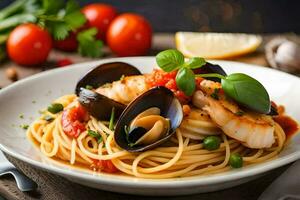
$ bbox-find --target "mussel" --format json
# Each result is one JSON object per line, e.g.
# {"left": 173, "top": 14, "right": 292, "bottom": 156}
{"left": 195, "top": 62, "right": 227, "bottom": 82}
{"left": 75, "top": 62, "right": 141, "bottom": 95}
{"left": 114, "top": 86, "right": 183, "bottom": 152}
{"left": 76, "top": 62, "right": 141, "bottom": 120}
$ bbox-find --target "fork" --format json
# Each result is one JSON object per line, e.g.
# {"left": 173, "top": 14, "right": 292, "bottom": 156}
{"left": 0, "top": 162, "right": 37, "bottom": 192}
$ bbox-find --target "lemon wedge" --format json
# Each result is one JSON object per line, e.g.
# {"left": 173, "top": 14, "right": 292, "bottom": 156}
{"left": 175, "top": 32, "right": 262, "bottom": 59}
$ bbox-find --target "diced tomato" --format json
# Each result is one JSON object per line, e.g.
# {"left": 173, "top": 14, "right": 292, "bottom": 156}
{"left": 61, "top": 104, "right": 89, "bottom": 138}
{"left": 174, "top": 90, "right": 191, "bottom": 104}
{"left": 165, "top": 79, "right": 177, "bottom": 91}
{"left": 146, "top": 69, "right": 192, "bottom": 104}
{"left": 93, "top": 159, "right": 119, "bottom": 173}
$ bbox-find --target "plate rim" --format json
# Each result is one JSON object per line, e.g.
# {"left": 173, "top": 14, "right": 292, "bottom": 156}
{"left": 1, "top": 56, "right": 300, "bottom": 188}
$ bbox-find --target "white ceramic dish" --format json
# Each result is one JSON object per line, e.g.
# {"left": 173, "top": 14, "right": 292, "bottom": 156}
{"left": 0, "top": 57, "right": 299, "bottom": 196}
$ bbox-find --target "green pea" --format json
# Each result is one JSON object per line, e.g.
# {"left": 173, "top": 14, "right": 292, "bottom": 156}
{"left": 203, "top": 136, "right": 221, "bottom": 150}
{"left": 47, "top": 103, "right": 64, "bottom": 114}
{"left": 229, "top": 153, "right": 243, "bottom": 168}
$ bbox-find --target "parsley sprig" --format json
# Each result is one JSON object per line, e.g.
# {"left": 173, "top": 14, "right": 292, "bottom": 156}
{"left": 156, "top": 49, "right": 271, "bottom": 114}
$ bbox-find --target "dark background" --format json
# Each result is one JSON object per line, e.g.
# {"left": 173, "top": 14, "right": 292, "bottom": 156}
{"left": 1, "top": 0, "right": 299, "bottom": 33}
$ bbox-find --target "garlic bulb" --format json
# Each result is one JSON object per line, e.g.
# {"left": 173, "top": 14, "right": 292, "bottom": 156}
{"left": 265, "top": 38, "right": 300, "bottom": 73}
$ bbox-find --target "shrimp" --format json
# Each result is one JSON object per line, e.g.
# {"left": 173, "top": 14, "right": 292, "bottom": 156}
{"left": 193, "top": 80, "right": 275, "bottom": 148}
{"left": 96, "top": 75, "right": 149, "bottom": 105}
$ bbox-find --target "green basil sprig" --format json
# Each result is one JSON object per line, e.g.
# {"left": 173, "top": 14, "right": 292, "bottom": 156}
{"left": 156, "top": 49, "right": 271, "bottom": 114}
{"left": 156, "top": 49, "right": 206, "bottom": 96}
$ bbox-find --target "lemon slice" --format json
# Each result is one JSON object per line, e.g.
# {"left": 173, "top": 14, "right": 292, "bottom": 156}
{"left": 175, "top": 32, "right": 262, "bottom": 59}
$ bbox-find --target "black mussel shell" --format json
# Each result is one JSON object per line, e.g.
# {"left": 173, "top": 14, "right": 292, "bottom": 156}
{"left": 194, "top": 62, "right": 227, "bottom": 82}
{"left": 268, "top": 105, "right": 278, "bottom": 116}
{"left": 114, "top": 86, "right": 183, "bottom": 152}
{"left": 78, "top": 88, "right": 126, "bottom": 120}
{"left": 75, "top": 62, "right": 141, "bottom": 95}
{"left": 127, "top": 127, "right": 148, "bottom": 144}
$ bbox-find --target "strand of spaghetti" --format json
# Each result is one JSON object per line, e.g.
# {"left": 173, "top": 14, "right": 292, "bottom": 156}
{"left": 79, "top": 131, "right": 130, "bottom": 160}
{"left": 183, "top": 138, "right": 189, "bottom": 147}
{"left": 40, "top": 120, "right": 58, "bottom": 157}
{"left": 183, "top": 134, "right": 230, "bottom": 176}
{"left": 181, "top": 131, "right": 205, "bottom": 140}
{"left": 70, "top": 139, "right": 77, "bottom": 164}
{"left": 57, "top": 116, "right": 73, "bottom": 149}
{"left": 243, "top": 149, "right": 264, "bottom": 162}
{"left": 132, "top": 129, "right": 183, "bottom": 175}
{"left": 90, "top": 117, "right": 108, "bottom": 142}
{"left": 29, "top": 120, "right": 46, "bottom": 143}
{"left": 83, "top": 136, "right": 98, "bottom": 153}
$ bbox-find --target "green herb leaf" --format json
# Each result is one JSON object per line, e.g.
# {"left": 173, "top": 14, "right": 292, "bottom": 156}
{"left": 42, "top": 0, "right": 64, "bottom": 15}
{"left": 20, "top": 124, "right": 29, "bottom": 130}
{"left": 47, "top": 103, "right": 64, "bottom": 114}
{"left": 221, "top": 73, "right": 271, "bottom": 114}
{"left": 64, "top": 10, "right": 86, "bottom": 30}
{"left": 156, "top": 49, "right": 185, "bottom": 72}
{"left": 88, "top": 130, "right": 103, "bottom": 144}
{"left": 109, "top": 107, "right": 115, "bottom": 131}
{"left": 176, "top": 67, "right": 195, "bottom": 96}
{"left": 47, "top": 21, "right": 70, "bottom": 40}
{"left": 77, "top": 28, "right": 103, "bottom": 58}
{"left": 63, "top": 0, "right": 86, "bottom": 31}
{"left": 85, "top": 85, "right": 93, "bottom": 90}
{"left": 44, "top": 115, "right": 54, "bottom": 122}
{"left": 184, "top": 57, "right": 206, "bottom": 69}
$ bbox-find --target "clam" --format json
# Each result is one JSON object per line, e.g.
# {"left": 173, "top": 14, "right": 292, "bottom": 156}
{"left": 76, "top": 62, "right": 141, "bottom": 120}
{"left": 114, "top": 87, "right": 183, "bottom": 152}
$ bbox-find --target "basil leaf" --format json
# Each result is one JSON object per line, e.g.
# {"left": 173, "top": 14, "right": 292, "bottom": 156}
{"left": 176, "top": 67, "right": 195, "bottom": 96}
{"left": 185, "top": 57, "right": 206, "bottom": 69}
{"left": 222, "top": 73, "right": 271, "bottom": 113}
{"left": 156, "top": 49, "right": 184, "bottom": 72}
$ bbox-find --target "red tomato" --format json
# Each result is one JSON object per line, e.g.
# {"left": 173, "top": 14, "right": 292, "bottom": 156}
{"left": 62, "top": 105, "right": 89, "bottom": 138}
{"left": 56, "top": 58, "right": 73, "bottom": 67}
{"left": 107, "top": 13, "right": 152, "bottom": 56}
{"left": 54, "top": 32, "right": 78, "bottom": 52}
{"left": 82, "top": 3, "right": 117, "bottom": 40}
{"left": 94, "top": 160, "right": 119, "bottom": 173}
{"left": 7, "top": 23, "right": 52, "bottom": 66}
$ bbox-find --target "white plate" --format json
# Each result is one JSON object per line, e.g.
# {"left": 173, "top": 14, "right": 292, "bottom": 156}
{"left": 0, "top": 57, "right": 299, "bottom": 196}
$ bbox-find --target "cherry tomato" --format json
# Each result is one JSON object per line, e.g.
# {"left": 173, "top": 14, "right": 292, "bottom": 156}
{"left": 62, "top": 105, "right": 89, "bottom": 138}
{"left": 54, "top": 32, "right": 78, "bottom": 52}
{"left": 82, "top": 3, "right": 117, "bottom": 40}
{"left": 7, "top": 23, "right": 52, "bottom": 66}
{"left": 107, "top": 13, "right": 152, "bottom": 56}
{"left": 94, "top": 160, "right": 119, "bottom": 173}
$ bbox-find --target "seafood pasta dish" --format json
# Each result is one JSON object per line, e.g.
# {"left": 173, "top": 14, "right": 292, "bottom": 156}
{"left": 27, "top": 49, "right": 299, "bottom": 178}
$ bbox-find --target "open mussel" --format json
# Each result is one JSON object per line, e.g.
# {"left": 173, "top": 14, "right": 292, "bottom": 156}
{"left": 75, "top": 62, "right": 141, "bottom": 95}
{"left": 76, "top": 62, "right": 141, "bottom": 120}
{"left": 114, "top": 86, "right": 183, "bottom": 152}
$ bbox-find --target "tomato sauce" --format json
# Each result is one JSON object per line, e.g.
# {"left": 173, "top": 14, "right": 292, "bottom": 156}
{"left": 274, "top": 115, "right": 299, "bottom": 138}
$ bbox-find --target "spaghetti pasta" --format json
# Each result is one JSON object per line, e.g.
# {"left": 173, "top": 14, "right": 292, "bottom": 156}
{"left": 27, "top": 94, "right": 288, "bottom": 179}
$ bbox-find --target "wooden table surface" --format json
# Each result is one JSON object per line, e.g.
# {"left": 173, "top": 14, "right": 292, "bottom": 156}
{"left": 0, "top": 33, "right": 297, "bottom": 200}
